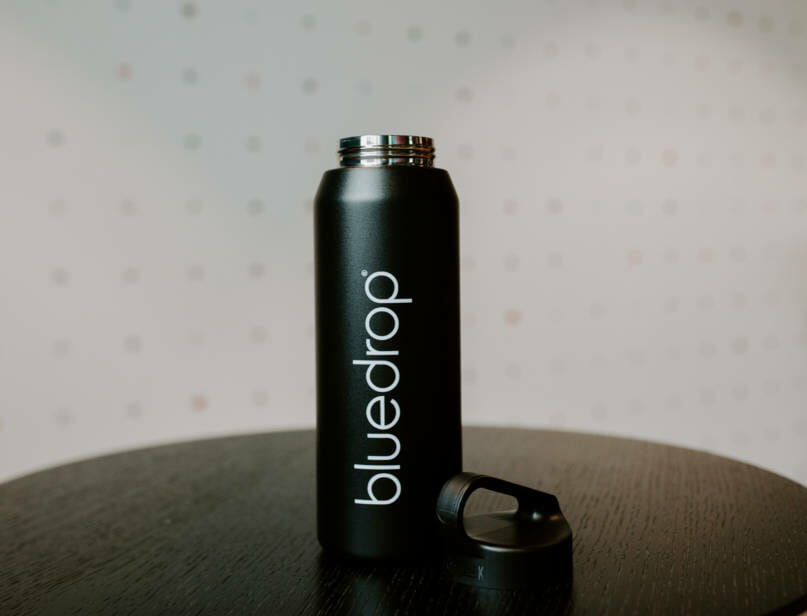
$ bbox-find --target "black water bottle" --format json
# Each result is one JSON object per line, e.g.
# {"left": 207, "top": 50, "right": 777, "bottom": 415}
{"left": 314, "top": 135, "right": 462, "bottom": 559}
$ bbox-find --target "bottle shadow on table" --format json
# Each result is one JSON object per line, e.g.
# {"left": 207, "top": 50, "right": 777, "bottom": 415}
{"left": 313, "top": 552, "right": 573, "bottom": 616}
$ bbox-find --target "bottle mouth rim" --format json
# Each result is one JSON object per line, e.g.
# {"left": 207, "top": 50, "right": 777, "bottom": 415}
{"left": 338, "top": 135, "right": 435, "bottom": 167}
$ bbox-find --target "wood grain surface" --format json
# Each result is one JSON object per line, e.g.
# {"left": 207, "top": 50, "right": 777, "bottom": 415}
{"left": 1, "top": 427, "right": 806, "bottom": 615}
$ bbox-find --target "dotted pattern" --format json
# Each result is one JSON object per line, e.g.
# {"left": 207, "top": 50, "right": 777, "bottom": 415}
{"left": 0, "top": 0, "right": 805, "bottom": 486}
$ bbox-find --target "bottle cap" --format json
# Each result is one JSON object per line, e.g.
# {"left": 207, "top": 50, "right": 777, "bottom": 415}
{"left": 436, "top": 472, "right": 573, "bottom": 589}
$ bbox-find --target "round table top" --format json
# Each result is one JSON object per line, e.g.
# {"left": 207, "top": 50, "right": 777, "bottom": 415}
{"left": 1, "top": 427, "right": 806, "bottom": 615}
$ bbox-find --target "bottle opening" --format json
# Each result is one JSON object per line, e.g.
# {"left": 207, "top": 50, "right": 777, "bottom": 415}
{"left": 338, "top": 135, "right": 434, "bottom": 168}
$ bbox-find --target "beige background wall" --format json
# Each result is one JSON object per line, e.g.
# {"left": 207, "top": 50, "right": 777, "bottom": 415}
{"left": 1, "top": 0, "right": 805, "bottom": 485}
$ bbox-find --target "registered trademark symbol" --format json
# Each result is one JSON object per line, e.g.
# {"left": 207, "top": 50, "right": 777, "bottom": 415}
{"left": 361, "top": 269, "right": 368, "bottom": 277}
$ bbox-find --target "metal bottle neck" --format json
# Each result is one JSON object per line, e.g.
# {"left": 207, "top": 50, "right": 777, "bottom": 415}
{"left": 338, "top": 135, "right": 435, "bottom": 168}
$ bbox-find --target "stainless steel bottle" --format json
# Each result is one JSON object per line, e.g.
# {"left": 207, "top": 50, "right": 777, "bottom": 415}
{"left": 314, "top": 135, "right": 462, "bottom": 559}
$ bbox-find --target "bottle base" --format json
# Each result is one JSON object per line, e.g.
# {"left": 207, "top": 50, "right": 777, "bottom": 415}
{"left": 317, "top": 536, "right": 431, "bottom": 564}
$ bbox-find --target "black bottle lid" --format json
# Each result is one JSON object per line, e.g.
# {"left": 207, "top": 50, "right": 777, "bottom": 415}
{"left": 436, "top": 472, "right": 573, "bottom": 589}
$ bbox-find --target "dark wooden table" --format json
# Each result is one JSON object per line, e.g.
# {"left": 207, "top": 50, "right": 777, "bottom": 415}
{"left": 1, "top": 428, "right": 806, "bottom": 615}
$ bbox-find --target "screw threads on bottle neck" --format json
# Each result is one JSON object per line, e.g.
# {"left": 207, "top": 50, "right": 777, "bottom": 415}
{"left": 338, "top": 135, "right": 435, "bottom": 168}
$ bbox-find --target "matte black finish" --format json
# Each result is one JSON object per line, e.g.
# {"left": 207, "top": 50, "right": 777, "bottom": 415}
{"left": 437, "top": 473, "right": 573, "bottom": 589}
{"left": 314, "top": 165, "right": 462, "bottom": 559}
{"left": 2, "top": 428, "right": 807, "bottom": 615}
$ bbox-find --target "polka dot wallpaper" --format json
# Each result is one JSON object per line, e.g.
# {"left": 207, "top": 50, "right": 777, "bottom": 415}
{"left": 0, "top": 0, "right": 805, "bottom": 485}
